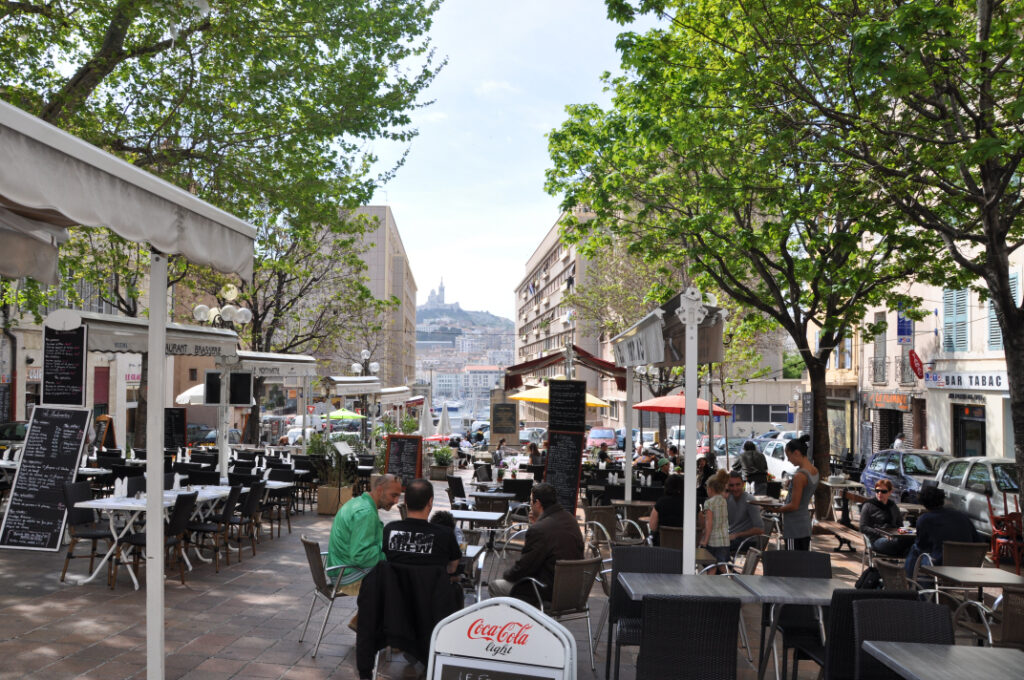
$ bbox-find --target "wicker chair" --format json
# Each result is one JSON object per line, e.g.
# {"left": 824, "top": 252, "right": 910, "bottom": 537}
{"left": 789, "top": 588, "right": 918, "bottom": 680}
{"left": 513, "top": 556, "right": 603, "bottom": 671}
{"left": 636, "top": 595, "right": 742, "bottom": 679}
{"left": 759, "top": 550, "right": 832, "bottom": 680}
{"left": 941, "top": 540, "right": 989, "bottom": 567}
{"left": 583, "top": 505, "right": 645, "bottom": 554}
{"left": 112, "top": 491, "right": 197, "bottom": 588}
{"left": 657, "top": 525, "right": 683, "bottom": 549}
{"left": 186, "top": 485, "right": 243, "bottom": 573}
{"left": 446, "top": 475, "right": 472, "bottom": 509}
{"left": 227, "top": 480, "right": 265, "bottom": 559}
{"left": 852, "top": 599, "right": 954, "bottom": 680}
{"left": 606, "top": 546, "right": 683, "bottom": 680}
{"left": 60, "top": 481, "right": 116, "bottom": 582}
{"left": 954, "top": 586, "right": 1024, "bottom": 649}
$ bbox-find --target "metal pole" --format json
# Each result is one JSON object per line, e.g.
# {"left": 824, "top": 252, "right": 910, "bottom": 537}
{"left": 678, "top": 287, "right": 707, "bottom": 575}
{"left": 624, "top": 367, "right": 633, "bottom": 502}
{"left": 145, "top": 252, "right": 168, "bottom": 679}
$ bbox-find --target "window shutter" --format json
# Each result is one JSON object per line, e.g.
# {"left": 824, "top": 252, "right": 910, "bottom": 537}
{"left": 990, "top": 273, "right": 1020, "bottom": 351}
{"left": 944, "top": 288, "right": 969, "bottom": 352}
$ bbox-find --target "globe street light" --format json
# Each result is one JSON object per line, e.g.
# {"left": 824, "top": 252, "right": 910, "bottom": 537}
{"left": 351, "top": 352, "right": 380, "bottom": 446}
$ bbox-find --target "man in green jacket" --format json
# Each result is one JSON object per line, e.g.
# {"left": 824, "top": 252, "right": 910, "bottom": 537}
{"left": 327, "top": 473, "right": 403, "bottom": 596}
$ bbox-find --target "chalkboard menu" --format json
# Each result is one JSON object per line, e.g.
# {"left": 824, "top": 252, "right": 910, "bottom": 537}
{"left": 229, "top": 372, "right": 252, "bottom": 406}
{"left": 547, "top": 380, "right": 586, "bottom": 432}
{"left": 164, "top": 407, "right": 187, "bottom": 448}
{"left": 544, "top": 430, "right": 584, "bottom": 513}
{"left": 385, "top": 434, "right": 423, "bottom": 485}
{"left": 42, "top": 325, "right": 87, "bottom": 406}
{"left": 0, "top": 383, "right": 10, "bottom": 422}
{"left": 491, "top": 402, "right": 518, "bottom": 439}
{"left": 0, "top": 406, "right": 89, "bottom": 551}
{"left": 95, "top": 415, "right": 115, "bottom": 448}
{"left": 204, "top": 371, "right": 221, "bottom": 404}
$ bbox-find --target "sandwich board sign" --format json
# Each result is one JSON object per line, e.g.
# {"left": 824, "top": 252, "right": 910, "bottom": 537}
{"left": 427, "top": 597, "right": 575, "bottom": 680}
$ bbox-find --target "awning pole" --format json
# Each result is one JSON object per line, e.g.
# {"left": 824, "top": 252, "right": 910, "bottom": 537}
{"left": 624, "top": 368, "right": 633, "bottom": 502}
{"left": 145, "top": 252, "right": 167, "bottom": 680}
{"left": 678, "top": 287, "right": 707, "bottom": 575}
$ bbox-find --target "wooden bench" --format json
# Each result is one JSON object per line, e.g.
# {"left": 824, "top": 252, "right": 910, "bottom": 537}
{"left": 844, "top": 489, "right": 871, "bottom": 529}
{"left": 813, "top": 519, "right": 858, "bottom": 552}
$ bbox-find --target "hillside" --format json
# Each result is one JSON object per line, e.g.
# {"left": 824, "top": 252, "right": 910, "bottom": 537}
{"left": 416, "top": 305, "right": 513, "bottom": 329}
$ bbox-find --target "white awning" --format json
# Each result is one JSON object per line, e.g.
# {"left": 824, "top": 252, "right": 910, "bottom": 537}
{"left": 0, "top": 99, "right": 255, "bottom": 283}
{"left": 45, "top": 309, "right": 238, "bottom": 357}
{"left": 232, "top": 350, "right": 318, "bottom": 379}
{"left": 380, "top": 386, "right": 412, "bottom": 406}
{"left": 326, "top": 375, "right": 382, "bottom": 397}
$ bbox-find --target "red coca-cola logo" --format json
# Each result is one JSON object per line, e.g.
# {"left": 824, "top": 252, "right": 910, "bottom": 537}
{"left": 466, "top": 618, "right": 532, "bottom": 645}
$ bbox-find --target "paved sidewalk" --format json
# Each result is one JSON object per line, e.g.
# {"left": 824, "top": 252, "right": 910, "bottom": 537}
{"left": 0, "top": 476, "right": 869, "bottom": 680}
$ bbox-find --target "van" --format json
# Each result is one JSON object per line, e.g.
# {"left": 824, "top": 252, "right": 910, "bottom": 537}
{"left": 668, "top": 425, "right": 686, "bottom": 450}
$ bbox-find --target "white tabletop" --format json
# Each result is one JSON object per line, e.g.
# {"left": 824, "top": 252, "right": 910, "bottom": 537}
{"left": 451, "top": 510, "right": 505, "bottom": 522}
{"left": 76, "top": 485, "right": 231, "bottom": 511}
{"left": 863, "top": 641, "right": 1024, "bottom": 680}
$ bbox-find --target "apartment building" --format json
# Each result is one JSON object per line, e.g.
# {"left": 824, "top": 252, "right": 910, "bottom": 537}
{"left": 353, "top": 205, "right": 417, "bottom": 388}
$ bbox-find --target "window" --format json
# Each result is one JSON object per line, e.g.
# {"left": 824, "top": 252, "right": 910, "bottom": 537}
{"left": 753, "top": 404, "right": 771, "bottom": 422}
{"left": 834, "top": 336, "right": 852, "bottom": 370}
{"left": 873, "top": 312, "right": 887, "bottom": 360}
{"left": 941, "top": 461, "right": 970, "bottom": 487}
{"left": 966, "top": 463, "right": 993, "bottom": 493}
{"left": 943, "top": 288, "right": 969, "bottom": 352}
{"left": 188, "top": 368, "right": 198, "bottom": 381}
{"left": 993, "top": 463, "right": 1021, "bottom": 493}
{"left": 770, "top": 405, "right": 789, "bottom": 422}
{"left": 734, "top": 404, "right": 752, "bottom": 421}
{"left": 988, "top": 273, "right": 1020, "bottom": 351}
{"left": 869, "top": 453, "right": 889, "bottom": 472}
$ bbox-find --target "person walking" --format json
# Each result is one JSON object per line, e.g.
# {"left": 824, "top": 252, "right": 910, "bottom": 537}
{"left": 776, "top": 435, "right": 818, "bottom": 550}
{"left": 733, "top": 440, "right": 769, "bottom": 494}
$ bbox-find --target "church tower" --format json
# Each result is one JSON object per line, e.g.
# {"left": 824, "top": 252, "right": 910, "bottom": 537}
{"left": 437, "top": 278, "right": 445, "bottom": 305}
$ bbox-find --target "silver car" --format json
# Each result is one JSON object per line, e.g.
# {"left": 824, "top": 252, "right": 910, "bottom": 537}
{"left": 935, "top": 456, "right": 1020, "bottom": 536}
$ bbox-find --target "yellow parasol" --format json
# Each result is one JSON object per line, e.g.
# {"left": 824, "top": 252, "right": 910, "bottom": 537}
{"left": 508, "top": 384, "right": 610, "bottom": 408}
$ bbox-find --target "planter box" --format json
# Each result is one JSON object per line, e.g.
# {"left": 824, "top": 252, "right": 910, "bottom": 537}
{"left": 317, "top": 485, "right": 353, "bottom": 516}
{"left": 429, "top": 464, "right": 450, "bottom": 481}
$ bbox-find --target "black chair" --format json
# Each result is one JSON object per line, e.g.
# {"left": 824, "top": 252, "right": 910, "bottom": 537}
{"left": 760, "top": 550, "right": 833, "bottom": 680}
{"left": 446, "top": 475, "right": 472, "bottom": 509}
{"left": 227, "top": 472, "right": 259, "bottom": 487}
{"left": 111, "top": 464, "right": 143, "bottom": 479}
{"left": 235, "top": 450, "right": 257, "bottom": 462}
{"left": 113, "top": 491, "right": 198, "bottom": 588}
{"left": 60, "top": 481, "right": 116, "bottom": 582}
{"left": 189, "top": 452, "right": 218, "bottom": 466}
{"left": 636, "top": 595, "right": 742, "bottom": 679}
{"left": 263, "top": 468, "right": 294, "bottom": 538}
{"left": 163, "top": 472, "right": 177, "bottom": 490}
{"left": 187, "top": 485, "right": 242, "bottom": 573}
{"left": 607, "top": 546, "right": 683, "bottom": 680}
{"left": 789, "top": 588, "right": 918, "bottom": 680}
{"left": 126, "top": 476, "right": 145, "bottom": 497}
{"left": 189, "top": 470, "right": 222, "bottom": 486}
{"left": 852, "top": 599, "right": 955, "bottom": 680}
{"left": 473, "top": 464, "right": 492, "bottom": 482}
{"left": 95, "top": 455, "right": 125, "bottom": 469}
{"left": 766, "top": 481, "right": 782, "bottom": 499}
{"left": 228, "top": 480, "right": 264, "bottom": 559}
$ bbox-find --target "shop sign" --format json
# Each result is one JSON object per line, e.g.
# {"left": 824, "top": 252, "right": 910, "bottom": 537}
{"left": 865, "top": 391, "right": 912, "bottom": 412}
{"left": 27, "top": 367, "right": 42, "bottom": 382}
{"left": 947, "top": 392, "right": 986, "bottom": 403}
{"left": 926, "top": 370, "right": 1007, "bottom": 392}
{"left": 897, "top": 310, "right": 913, "bottom": 345}
{"left": 124, "top": 361, "right": 142, "bottom": 385}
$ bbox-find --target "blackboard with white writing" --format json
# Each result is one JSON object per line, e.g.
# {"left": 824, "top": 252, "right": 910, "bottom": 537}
{"left": 164, "top": 407, "right": 187, "bottom": 449}
{"left": 544, "top": 430, "right": 584, "bottom": 514}
{"left": 386, "top": 435, "right": 423, "bottom": 486}
{"left": 0, "top": 406, "right": 89, "bottom": 551}
{"left": 42, "top": 325, "right": 87, "bottom": 406}
{"left": 0, "top": 383, "right": 10, "bottom": 423}
{"left": 95, "top": 415, "right": 115, "bottom": 449}
{"left": 547, "top": 380, "right": 586, "bottom": 432}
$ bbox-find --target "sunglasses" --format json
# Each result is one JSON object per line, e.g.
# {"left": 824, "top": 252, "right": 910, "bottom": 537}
{"left": 875, "top": 488, "right": 890, "bottom": 493}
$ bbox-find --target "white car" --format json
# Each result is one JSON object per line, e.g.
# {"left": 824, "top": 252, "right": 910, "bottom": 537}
{"left": 761, "top": 440, "right": 797, "bottom": 482}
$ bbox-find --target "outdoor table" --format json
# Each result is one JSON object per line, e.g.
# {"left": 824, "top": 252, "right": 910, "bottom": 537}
{"left": 748, "top": 496, "right": 784, "bottom": 509}
{"left": 469, "top": 491, "right": 516, "bottom": 501}
{"left": 863, "top": 641, "right": 1024, "bottom": 680}
{"left": 878, "top": 526, "right": 915, "bottom": 539}
{"left": 819, "top": 479, "right": 864, "bottom": 526}
{"left": 611, "top": 499, "right": 656, "bottom": 508}
{"left": 77, "top": 467, "right": 112, "bottom": 476}
{"left": 918, "top": 565, "right": 1024, "bottom": 601}
{"left": 450, "top": 509, "right": 504, "bottom": 524}
{"left": 74, "top": 485, "right": 231, "bottom": 589}
{"left": 618, "top": 571, "right": 759, "bottom": 602}
{"left": 470, "top": 481, "right": 501, "bottom": 491}
{"left": 731, "top": 574, "right": 849, "bottom": 680}
{"left": 898, "top": 502, "right": 926, "bottom": 516}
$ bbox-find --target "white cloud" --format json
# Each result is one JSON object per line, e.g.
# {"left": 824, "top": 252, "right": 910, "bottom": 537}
{"left": 417, "top": 110, "right": 449, "bottom": 123}
{"left": 474, "top": 80, "right": 522, "bottom": 97}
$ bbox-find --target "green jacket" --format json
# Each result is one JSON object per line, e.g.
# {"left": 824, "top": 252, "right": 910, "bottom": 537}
{"left": 327, "top": 492, "right": 385, "bottom": 584}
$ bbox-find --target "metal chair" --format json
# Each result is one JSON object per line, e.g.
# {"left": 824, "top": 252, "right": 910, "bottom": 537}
{"left": 188, "top": 470, "right": 222, "bottom": 486}
{"left": 852, "top": 598, "right": 954, "bottom": 680}
{"left": 658, "top": 525, "right": 683, "bottom": 549}
{"left": 636, "top": 595, "right": 742, "bottom": 679}
{"left": 987, "top": 495, "right": 1023, "bottom": 574}
{"left": 186, "top": 485, "right": 242, "bottom": 573}
{"left": 759, "top": 550, "right": 832, "bottom": 680}
{"left": 227, "top": 480, "right": 264, "bottom": 559}
{"left": 113, "top": 491, "right": 197, "bottom": 588}
{"left": 954, "top": 586, "right": 1024, "bottom": 649}
{"left": 941, "top": 539, "right": 989, "bottom": 567}
{"left": 512, "top": 556, "right": 603, "bottom": 671}
{"left": 299, "top": 536, "right": 360, "bottom": 658}
{"left": 446, "top": 474, "right": 472, "bottom": 509}
{"left": 583, "top": 505, "right": 645, "bottom": 555}
{"left": 263, "top": 468, "right": 295, "bottom": 537}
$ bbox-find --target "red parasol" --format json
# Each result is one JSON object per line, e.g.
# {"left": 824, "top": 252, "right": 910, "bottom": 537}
{"left": 633, "top": 394, "right": 731, "bottom": 417}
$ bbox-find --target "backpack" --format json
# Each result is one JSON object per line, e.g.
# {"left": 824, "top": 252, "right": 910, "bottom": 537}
{"left": 855, "top": 565, "right": 883, "bottom": 590}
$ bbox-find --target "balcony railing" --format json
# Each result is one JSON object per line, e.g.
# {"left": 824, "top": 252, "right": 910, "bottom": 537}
{"left": 896, "top": 356, "right": 917, "bottom": 385}
{"left": 871, "top": 357, "right": 887, "bottom": 384}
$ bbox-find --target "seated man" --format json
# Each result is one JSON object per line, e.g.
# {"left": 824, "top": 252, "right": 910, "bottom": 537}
{"left": 328, "top": 473, "right": 403, "bottom": 595}
{"left": 488, "top": 482, "right": 583, "bottom": 604}
{"left": 725, "top": 471, "right": 765, "bottom": 552}
{"left": 652, "top": 457, "right": 672, "bottom": 485}
{"left": 383, "top": 478, "right": 461, "bottom": 575}
{"left": 904, "top": 485, "right": 978, "bottom": 577}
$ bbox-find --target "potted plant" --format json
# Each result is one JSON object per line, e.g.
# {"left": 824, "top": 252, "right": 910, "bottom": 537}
{"left": 429, "top": 446, "right": 454, "bottom": 481}
{"left": 310, "top": 432, "right": 356, "bottom": 515}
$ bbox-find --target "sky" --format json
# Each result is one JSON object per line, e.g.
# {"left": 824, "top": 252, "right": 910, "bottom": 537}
{"left": 368, "top": 0, "right": 657, "bottom": 321}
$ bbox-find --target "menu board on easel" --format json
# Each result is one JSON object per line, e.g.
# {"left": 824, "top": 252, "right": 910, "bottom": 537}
{"left": 546, "top": 380, "right": 587, "bottom": 513}
{"left": 94, "top": 414, "right": 116, "bottom": 449}
{"left": 164, "top": 407, "right": 187, "bottom": 449}
{"left": 42, "top": 325, "right": 87, "bottom": 407}
{"left": 385, "top": 434, "right": 423, "bottom": 485}
{"left": 0, "top": 406, "right": 89, "bottom": 551}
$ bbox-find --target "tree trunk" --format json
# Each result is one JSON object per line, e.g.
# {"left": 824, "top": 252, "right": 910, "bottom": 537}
{"left": 806, "top": 360, "right": 831, "bottom": 519}
{"left": 1001, "top": 320, "right": 1024, "bottom": 494}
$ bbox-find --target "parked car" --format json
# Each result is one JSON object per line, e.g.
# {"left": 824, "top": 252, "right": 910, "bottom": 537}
{"left": 196, "top": 428, "right": 241, "bottom": 446}
{"left": 0, "top": 421, "right": 28, "bottom": 453}
{"left": 762, "top": 439, "right": 797, "bottom": 481}
{"left": 518, "top": 427, "right": 547, "bottom": 447}
{"left": 185, "top": 423, "right": 215, "bottom": 445}
{"left": 860, "top": 448, "right": 951, "bottom": 504}
{"left": 668, "top": 425, "right": 686, "bottom": 451}
{"left": 712, "top": 437, "right": 745, "bottom": 459}
{"left": 936, "top": 456, "right": 1021, "bottom": 536}
{"left": 586, "top": 427, "right": 617, "bottom": 450}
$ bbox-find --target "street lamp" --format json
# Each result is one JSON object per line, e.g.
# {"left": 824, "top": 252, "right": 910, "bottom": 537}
{"left": 351, "top": 350, "right": 380, "bottom": 447}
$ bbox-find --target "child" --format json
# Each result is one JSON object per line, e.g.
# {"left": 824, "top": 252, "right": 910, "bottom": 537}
{"left": 429, "top": 509, "right": 466, "bottom": 547}
{"left": 700, "top": 469, "right": 731, "bottom": 573}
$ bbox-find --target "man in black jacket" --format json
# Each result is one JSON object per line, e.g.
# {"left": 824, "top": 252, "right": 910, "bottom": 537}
{"left": 904, "top": 485, "right": 978, "bottom": 577}
{"left": 488, "top": 482, "right": 583, "bottom": 603}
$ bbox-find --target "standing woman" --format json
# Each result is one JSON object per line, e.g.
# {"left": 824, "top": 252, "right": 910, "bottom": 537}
{"left": 776, "top": 435, "right": 819, "bottom": 550}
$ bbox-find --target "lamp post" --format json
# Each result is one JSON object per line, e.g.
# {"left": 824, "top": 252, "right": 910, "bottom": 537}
{"left": 351, "top": 349, "right": 380, "bottom": 449}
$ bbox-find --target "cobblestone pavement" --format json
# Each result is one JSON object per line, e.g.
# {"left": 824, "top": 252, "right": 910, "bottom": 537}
{"left": 0, "top": 472, "right": 875, "bottom": 680}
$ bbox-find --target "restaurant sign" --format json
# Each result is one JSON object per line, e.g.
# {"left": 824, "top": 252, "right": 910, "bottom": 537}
{"left": 865, "top": 391, "right": 912, "bottom": 412}
{"left": 428, "top": 597, "right": 575, "bottom": 680}
{"left": 924, "top": 370, "right": 1008, "bottom": 392}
